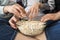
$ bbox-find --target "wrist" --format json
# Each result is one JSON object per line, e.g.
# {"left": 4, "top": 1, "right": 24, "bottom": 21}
{"left": 38, "top": 2, "right": 44, "bottom": 8}
{"left": 3, "top": 6, "right": 8, "bottom": 14}
{"left": 56, "top": 12, "right": 60, "bottom": 19}
{"left": 55, "top": 12, "right": 60, "bottom": 20}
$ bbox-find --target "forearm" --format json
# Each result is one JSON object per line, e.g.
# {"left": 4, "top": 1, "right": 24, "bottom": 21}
{"left": 56, "top": 11, "right": 60, "bottom": 19}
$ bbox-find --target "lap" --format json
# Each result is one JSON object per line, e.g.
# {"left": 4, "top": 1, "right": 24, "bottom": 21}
{"left": 45, "top": 21, "right": 60, "bottom": 40}
{"left": 9, "top": 20, "right": 60, "bottom": 40}
{"left": 0, "top": 19, "right": 17, "bottom": 40}
{"left": 1, "top": 18, "right": 60, "bottom": 40}
{"left": 15, "top": 32, "right": 37, "bottom": 40}
{"left": 35, "top": 31, "right": 46, "bottom": 40}
{"left": 0, "top": 18, "right": 46, "bottom": 40}
{"left": 0, "top": 18, "right": 38, "bottom": 40}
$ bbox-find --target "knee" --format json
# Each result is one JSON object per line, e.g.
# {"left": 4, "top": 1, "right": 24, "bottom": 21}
{"left": 14, "top": 32, "right": 37, "bottom": 40}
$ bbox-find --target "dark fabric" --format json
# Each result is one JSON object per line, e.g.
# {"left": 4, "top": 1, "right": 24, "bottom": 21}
{"left": 16, "top": 0, "right": 24, "bottom": 7}
{"left": 43, "top": 0, "right": 60, "bottom": 13}
{"left": 42, "top": 0, "right": 52, "bottom": 14}
{"left": 54, "top": 0, "right": 60, "bottom": 12}
{"left": 0, "top": 18, "right": 17, "bottom": 40}
{"left": 45, "top": 21, "right": 60, "bottom": 40}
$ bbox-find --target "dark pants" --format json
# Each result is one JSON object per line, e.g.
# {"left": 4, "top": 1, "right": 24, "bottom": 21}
{"left": 0, "top": 18, "right": 17, "bottom": 40}
{"left": 45, "top": 20, "right": 60, "bottom": 40}
{"left": 0, "top": 18, "right": 60, "bottom": 40}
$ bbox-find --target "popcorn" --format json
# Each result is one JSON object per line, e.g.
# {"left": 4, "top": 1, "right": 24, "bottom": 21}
{"left": 16, "top": 21, "right": 46, "bottom": 36}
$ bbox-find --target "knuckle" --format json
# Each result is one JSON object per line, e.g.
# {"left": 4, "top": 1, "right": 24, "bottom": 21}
{"left": 13, "top": 5, "right": 17, "bottom": 7}
{"left": 9, "top": 20, "right": 11, "bottom": 23}
{"left": 15, "top": 4, "right": 19, "bottom": 6}
{"left": 12, "top": 5, "right": 15, "bottom": 7}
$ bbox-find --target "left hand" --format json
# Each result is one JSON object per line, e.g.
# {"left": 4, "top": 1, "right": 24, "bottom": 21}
{"left": 9, "top": 16, "right": 19, "bottom": 29}
{"left": 28, "top": 3, "right": 42, "bottom": 20}
{"left": 40, "top": 13, "right": 59, "bottom": 22}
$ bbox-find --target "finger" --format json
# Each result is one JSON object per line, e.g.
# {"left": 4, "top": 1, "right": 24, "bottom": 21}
{"left": 13, "top": 16, "right": 19, "bottom": 22}
{"left": 20, "top": 12, "right": 27, "bottom": 18}
{"left": 43, "top": 18, "right": 50, "bottom": 22}
{"left": 15, "top": 4, "right": 24, "bottom": 11}
{"left": 30, "top": 8, "right": 34, "bottom": 18}
{"left": 29, "top": 9, "right": 33, "bottom": 20}
{"left": 41, "top": 17, "right": 50, "bottom": 22}
{"left": 33, "top": 8, "right": 38, "bottom": 17}
{"left": 9, "top": 16, "right": 18, "bottom": 29}
{"left": 14, "top": 6, "right": 26, "bottom": 17}
{"left": 32, "top": 8, "right": 36, "bottom": 17}
{"left": 9, "top": 19, "right": 17, "bottom": 29}
{"left": 12, "top": 9, "right": 22, "bottom": 18}
{"left": 31, "top": 7, "right": 38, "bottom": 18}
{"left": 14, "top": 4, "right": 27, "bottom": 17}
{"left": 40, "top": 17, "right": 45, "bottom": 22}
{"left": 7, "top": 7, "right": 16, "bottom": 14}
{"left": 36, "top": 7, "right": 39, "bottom": 14}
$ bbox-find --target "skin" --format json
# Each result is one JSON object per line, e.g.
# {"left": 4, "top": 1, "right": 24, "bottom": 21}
{"left": 3, "top": 4, "right": 27, "bottom": 29}
{"left": 4, "top": 4, "right": 27, "bottom": 18}
{"left": 28, "top": 2, "right": 43, "bottom": 20}
{"left": 14, "top": 32, "right": 37, "bottom": 40}
{"left": 3, "top": 1, "right": 60, "bottom": 40}
{"left": 40, "top": 13, "right": 60, "bottom": 22}
{"left": 3, "top": 3, "right": 38, "bottom": 40}
{"left": 28, "top": 2, "right": 60, "bottom": 22}
{"left": 4, "top": 2, "right": 60, "bottom": 30}
{"left": 9, "top": 15, "right": 19, "bottom": 29}
{"left": 3, "top": 2, "right": 43, "bottom": 29}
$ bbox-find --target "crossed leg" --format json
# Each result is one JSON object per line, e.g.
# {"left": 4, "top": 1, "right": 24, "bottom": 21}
{"left": 35, "top": 31, "right": 46, "bottom": 40}
{"left": 14, "top": 31, "right": 46, "bottom": 40}
{"left": 14, "top": 32, "right": 37, "bottom": 40}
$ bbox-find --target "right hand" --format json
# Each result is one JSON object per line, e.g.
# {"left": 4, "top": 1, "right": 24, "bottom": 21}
{"left": 4, "top": 4, "right": 26, "bottom": 18}
{"left": 28, "top": 3, "right": 43, "bottom": 20}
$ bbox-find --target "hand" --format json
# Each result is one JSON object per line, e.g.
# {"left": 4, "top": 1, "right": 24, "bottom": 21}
{"left": 9, "top": 16, "right": 19, "bottom": 29}
{"left": 28, "top": 3, "right": 43, "bottom": 20}
{"left": 4, "top": 4, "right": 26, "bottom": 18}
{"left": 40, "top": 13, "right": 59, "bottom": 22}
